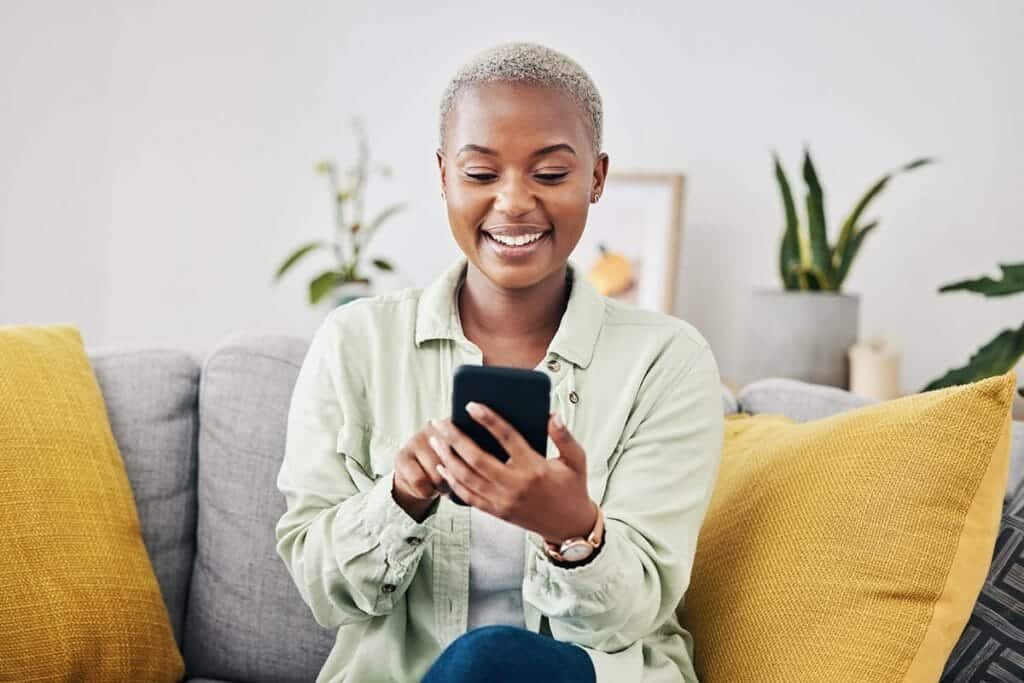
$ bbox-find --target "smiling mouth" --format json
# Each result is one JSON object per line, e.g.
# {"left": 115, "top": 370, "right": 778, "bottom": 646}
{"left": 480, "top": 229, "right": 553, "bottom": 257}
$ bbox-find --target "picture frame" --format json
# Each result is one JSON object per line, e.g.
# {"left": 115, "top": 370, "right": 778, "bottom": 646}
{"left": 572, "top": 170, "right": 686, "bottom": 314}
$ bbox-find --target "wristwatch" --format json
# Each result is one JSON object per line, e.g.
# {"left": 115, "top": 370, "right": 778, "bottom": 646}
{"left": 544, "top": 502, "right": 604, "bottom": 563}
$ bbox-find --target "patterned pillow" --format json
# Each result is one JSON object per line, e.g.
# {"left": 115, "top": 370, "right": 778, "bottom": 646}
{"left": 942, "top": 484, "right": 1024, "bottom": 680}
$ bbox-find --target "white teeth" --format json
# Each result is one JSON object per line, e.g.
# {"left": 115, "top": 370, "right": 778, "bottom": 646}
{"left": 488, "top": 231, "right": 545, "bottom": 246}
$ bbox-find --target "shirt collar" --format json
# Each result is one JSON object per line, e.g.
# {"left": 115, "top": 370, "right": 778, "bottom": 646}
{"left": 414, "top": 255, "right": 606, "bottom": 369}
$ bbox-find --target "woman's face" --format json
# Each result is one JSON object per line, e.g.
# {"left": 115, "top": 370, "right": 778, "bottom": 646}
{"left": 437, "top": 81, "right": 609, "bottom": 291}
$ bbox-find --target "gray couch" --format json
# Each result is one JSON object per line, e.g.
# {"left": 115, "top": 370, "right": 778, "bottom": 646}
{"left": 85, "top": 334, "right": 1024, "bottom": 682}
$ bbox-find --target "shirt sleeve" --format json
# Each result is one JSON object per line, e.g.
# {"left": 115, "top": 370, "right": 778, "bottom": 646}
{"left": 522, "top": 339, "right": 725, "bottom": 652}
{"left": 274, "top": 312, "right": 440, "bottom": 629}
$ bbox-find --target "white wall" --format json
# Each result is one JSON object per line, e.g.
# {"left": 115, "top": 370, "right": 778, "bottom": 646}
{"left": 2, "top": 0, "right": 1022, "bottom": 395}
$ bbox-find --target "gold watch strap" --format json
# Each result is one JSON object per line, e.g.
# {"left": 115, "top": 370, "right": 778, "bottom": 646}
{"left": 544, "top": 502, "right": 604, "bottom": 561}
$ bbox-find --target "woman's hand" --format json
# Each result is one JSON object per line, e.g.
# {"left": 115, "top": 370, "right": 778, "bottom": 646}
{"left": 392, "top": 421, "right": 453, "bottom": 522}
{"left": 428, "top": 403, "right": 598, "bottom": 545}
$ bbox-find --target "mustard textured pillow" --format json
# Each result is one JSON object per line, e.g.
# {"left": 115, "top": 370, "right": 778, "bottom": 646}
{"left": 678, "top": 370, "right": 1016, "bottom": 683}
{"left": 0, "top": 324, "right": 185, "bottom": 682}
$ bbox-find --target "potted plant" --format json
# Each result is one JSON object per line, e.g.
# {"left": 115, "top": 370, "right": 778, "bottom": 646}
{"left": 923, "top": 262, "right": 1024, "bottom": 410}
{"left": 740, "top": 147, "right": 933, "bottom": 388}
{"left": 273, "top": 116, "right": 408, "bottom": 308}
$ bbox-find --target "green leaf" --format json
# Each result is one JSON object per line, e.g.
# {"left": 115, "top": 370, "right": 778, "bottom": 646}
{"left": 801, "top": 148, "right": 834, "bottom": 289}
{"left": 833, "top": 157, "right": 934, "bottom": 282}
{"left": 360, "top": 201, "right": 409, "bottom": 246}
{"left": 789, "top": 263, "right": 827, "bottom": 291}
{"left": 900, "top": 157, "right": 936, "bottom": 172}
{"left": 922, "top": 321, "right": 1024, "bottom": 392}
{"left": 274, "top": 241, "right": 327, "bottom": 281}
{"left": 938, "top": 262, "right": 1024, "bottom": 297}
{"left": 833, "top": 220, "right": 879, "bottom": 289}
{"left": 309, "top": 270, "right": 342, "bottom": 305}
{"left": 773, "top": 151, "right": 801, "bottom": 290}
{"left": 371, "top": 258, "right": 394, "bottom": 271}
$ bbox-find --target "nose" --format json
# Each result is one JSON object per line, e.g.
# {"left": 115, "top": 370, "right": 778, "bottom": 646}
{"left": 494, "top": 174, "right": 537, "bottom": 217}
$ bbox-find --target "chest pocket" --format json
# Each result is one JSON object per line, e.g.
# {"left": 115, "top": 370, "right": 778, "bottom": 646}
{"left": 335, "top": 422, "right": 404, "bottom": 492}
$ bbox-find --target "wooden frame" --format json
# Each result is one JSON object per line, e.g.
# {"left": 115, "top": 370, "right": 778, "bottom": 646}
{"left": 573, "top": 171, "right": 686, "bottom": 314}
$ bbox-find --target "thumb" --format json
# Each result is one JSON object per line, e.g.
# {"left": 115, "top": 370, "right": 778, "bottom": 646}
{"left": 548, "top": 412, "right": 586, "bottom": 471}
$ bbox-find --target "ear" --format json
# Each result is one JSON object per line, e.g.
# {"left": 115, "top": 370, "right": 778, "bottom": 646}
{"left": 436, "top": 148, "right": 447, "bottom": 193}
{"left": 592, "top": 151, "right": 609, "bottom": 197}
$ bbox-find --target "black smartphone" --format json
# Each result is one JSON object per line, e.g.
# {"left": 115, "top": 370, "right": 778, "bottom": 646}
{"left": 447, "top": 364, "right": 552, "bottom": 507}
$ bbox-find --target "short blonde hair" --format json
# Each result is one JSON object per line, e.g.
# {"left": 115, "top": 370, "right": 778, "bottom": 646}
{"left": 438, "top": 41, "right": 603, "bottom": 157}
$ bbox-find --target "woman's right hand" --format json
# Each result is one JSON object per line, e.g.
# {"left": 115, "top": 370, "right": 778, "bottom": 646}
{"left": 391, "top": 421, "right": 452, "bottom": 522}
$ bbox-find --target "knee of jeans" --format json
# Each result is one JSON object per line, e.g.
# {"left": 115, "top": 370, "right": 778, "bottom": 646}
{"left": 445, "top": 624, "right": 530, "bottom": 661}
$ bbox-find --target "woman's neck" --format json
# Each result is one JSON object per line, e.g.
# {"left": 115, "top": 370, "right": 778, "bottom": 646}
{"left": 458, "top": 263, "right": 571, "bottom": 360}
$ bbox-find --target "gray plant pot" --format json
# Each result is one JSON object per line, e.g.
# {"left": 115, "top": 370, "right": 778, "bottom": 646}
{"left": 740, "top": 289, "right": 861, "bottom": 389}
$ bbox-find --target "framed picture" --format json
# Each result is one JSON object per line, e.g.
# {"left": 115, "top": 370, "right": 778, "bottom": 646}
{"left": 572, "top": 171, "right": 686, "bottom": 314}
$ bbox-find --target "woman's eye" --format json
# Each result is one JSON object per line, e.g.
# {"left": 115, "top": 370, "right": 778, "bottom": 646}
{"left": 464, "top": 172, "right": 568, "bottom": 182}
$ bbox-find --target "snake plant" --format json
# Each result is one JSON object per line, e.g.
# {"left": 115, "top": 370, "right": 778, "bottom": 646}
{"left": 923, "top": 263, "right": 1024, "bottom": 397}
{"left": 273, "top": 116, "right": 408, "bottom": 306}
{"left": 773, "top": 148, "right": 934, "bottom": 292}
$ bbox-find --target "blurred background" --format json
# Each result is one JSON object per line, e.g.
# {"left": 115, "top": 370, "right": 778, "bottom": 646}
{"left": 2, "top": 0, "right": 1022, "bottom": 397}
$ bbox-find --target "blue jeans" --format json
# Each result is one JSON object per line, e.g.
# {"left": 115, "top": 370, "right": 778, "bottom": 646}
{"left": 421, "top": 625, "right": 596, "bottom": 683}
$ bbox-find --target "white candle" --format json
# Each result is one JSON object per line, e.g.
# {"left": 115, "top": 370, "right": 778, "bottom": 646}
{"left": 848, "top": 338, "right": 902, "bottom": 401}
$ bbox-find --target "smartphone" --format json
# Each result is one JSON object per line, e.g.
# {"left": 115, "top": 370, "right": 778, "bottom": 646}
{"left": 447, "top": 364, "right": 552, "bottom": 506}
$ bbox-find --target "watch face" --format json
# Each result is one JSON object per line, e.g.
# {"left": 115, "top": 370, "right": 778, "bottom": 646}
{"left": 561, "top": 542, "right": 591, "bottom": 562}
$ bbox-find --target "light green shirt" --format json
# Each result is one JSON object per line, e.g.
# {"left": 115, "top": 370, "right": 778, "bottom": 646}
{"left": 274, "top": 255, "right": 725, "bottom": 683}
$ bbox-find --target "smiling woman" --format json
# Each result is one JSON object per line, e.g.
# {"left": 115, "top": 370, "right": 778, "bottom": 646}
{"left": 274, "top": 41, "right": 725, "bottom": 683}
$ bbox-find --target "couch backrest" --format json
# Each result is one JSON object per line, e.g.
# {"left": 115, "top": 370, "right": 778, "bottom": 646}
{"left": 87, "top": 347, "right": 200, "bottom": 652}
{"left": 182, "top": 333, "right": 336, "bottom": 683}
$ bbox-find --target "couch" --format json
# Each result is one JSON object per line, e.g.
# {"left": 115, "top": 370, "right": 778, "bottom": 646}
{"left": 85, "top": 333, "right": 1024, "bottom": 681}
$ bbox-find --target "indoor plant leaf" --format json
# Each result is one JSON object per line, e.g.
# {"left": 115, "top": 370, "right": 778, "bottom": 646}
{"left": 773, "top": 151, "right": 801, "bottom": 290}
{"left": 833, "top": 220, "right": 879, "bottom": 287}
{"left": 922, "top": 322, "right": 1024, "bottom": 392}
{"left": 801, "top": 148, "right": 835, "bottom": 289}
{"left": 309, "top": 270, "right": 343, "bottom": 305}
{"left": 938, "top": 262, "right": 1024, "bottom": 297}
{"left": 360, "top": 201, "right": 409, "bottom": 248}
{"left": 832, "top": 157, "right": 934, "bottom": 283}
{"left": 274, "top": 241, "right": 328, "bottom": 281}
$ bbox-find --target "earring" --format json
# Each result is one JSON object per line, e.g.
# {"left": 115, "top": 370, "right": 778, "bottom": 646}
{"left": 591, "top": 192, "right": 599, "bottom": 202}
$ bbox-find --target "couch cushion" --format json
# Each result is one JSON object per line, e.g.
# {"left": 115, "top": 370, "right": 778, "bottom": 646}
{"left": 739, "top": 377, "right": 1024, "bottom": 501}
{"left": 679, "top": 371, "right": 1016, "bottom": 682}
{"left": 0, "top": 325, "right": 185, "bottom": 681}
{"left": 183, "top": 333, "right": 335, "bottom": 683}
{"left": 942, "top": 480, "right": 1024, "bottom": 680}
{"left": 88, "top": 344, "right": 200, "bottom": 650}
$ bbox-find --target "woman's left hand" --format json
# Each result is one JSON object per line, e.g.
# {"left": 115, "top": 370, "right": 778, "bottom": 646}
{"left": 428, "top": 402, "right": 598, "bottom": 545}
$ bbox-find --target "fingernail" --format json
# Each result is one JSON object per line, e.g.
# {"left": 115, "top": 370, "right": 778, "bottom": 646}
{"left": 428, "top": 435, "right": 444, "bottom": 455}
{"left": 465, "top": 401, "right": 483, "bottom": 417}
{"left": 552, "top": 413, "right": 565, "bottom": 430}
{"left": 436, "top": 464, "right": 448, "bottom": 478}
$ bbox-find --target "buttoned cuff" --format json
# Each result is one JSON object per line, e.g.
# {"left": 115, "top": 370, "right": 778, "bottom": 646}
{"left": 363, "top": 470, "right": 438, "bottom": 567}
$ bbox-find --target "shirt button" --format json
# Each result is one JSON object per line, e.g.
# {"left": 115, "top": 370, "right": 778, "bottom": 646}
{"left": 546, "top": 358, "right": 561, "bottom": 373}
{"left": 405, "top": 536, "right": 422, "bottom": 546}
{"left": 381, "top": 583, "right": 396, "bottom": 594}
{"left": 569, "top": 391, "right": 580, "bottom": 404}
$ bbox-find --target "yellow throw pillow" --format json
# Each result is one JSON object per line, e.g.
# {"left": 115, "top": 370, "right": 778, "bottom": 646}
{"left": 679, "top": 370, "right": 1016, "bottom": 683}
{"left": 0, "top": 324, "right": 185, "bottom": 682}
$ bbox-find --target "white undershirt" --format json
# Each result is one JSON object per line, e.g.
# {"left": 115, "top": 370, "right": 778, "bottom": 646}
{"left": 467, "top": 506, "right": 526, "bottom": 631}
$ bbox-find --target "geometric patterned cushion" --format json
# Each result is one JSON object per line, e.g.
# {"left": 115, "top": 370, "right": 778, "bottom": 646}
{"left": 941, "top": 484, "right": 1024, "bottom": 680}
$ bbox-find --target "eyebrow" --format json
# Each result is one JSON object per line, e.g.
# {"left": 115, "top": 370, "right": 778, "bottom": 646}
{"left": 456, "top": 143, "right": 576, "bottom": 158}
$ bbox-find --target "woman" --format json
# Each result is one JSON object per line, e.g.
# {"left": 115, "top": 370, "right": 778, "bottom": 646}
{"left": 275, "top": 41, "right": 725, "bottom": 683}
